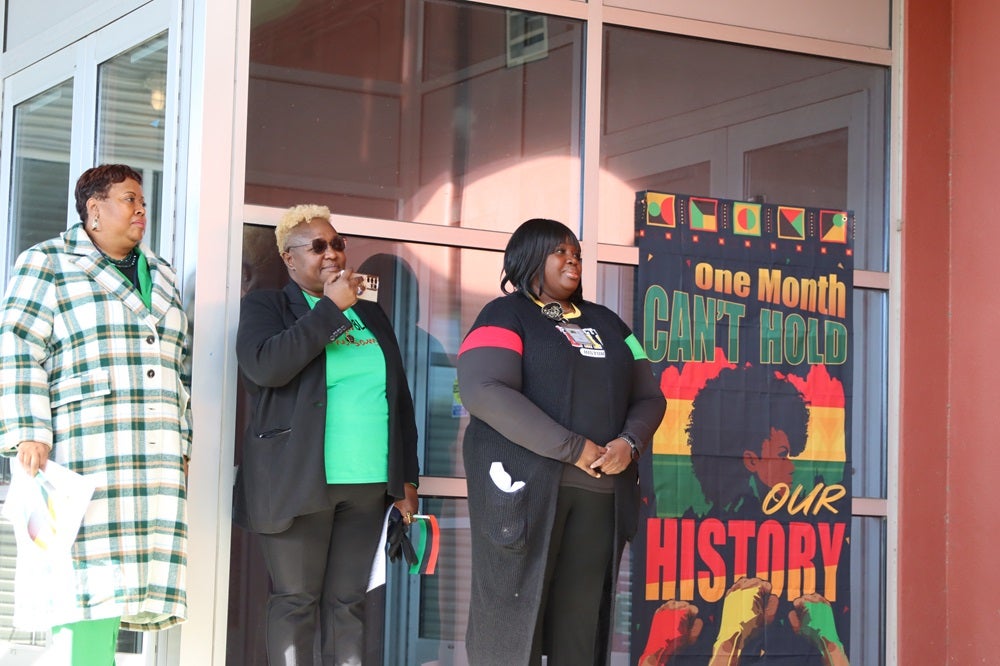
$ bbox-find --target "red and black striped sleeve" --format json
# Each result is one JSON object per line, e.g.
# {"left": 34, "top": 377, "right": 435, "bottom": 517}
{"left": 457, "top": 305, "right": 585, "bottom": 463}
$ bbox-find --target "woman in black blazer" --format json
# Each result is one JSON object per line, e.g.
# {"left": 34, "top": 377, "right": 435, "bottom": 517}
{"left": 234, "top": 204, "right": 419, "bottom": 666}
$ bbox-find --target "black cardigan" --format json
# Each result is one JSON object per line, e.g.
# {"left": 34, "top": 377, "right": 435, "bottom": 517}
{"left": 458, "top": 292, "right": 666, "bottom": 665}
{"left": 233, "top": 281, "right": 419, "bottom": 534}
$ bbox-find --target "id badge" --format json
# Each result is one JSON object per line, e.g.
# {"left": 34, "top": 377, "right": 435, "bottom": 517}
{"left": 555, "top": 322, "right": 606, "bottom": 358}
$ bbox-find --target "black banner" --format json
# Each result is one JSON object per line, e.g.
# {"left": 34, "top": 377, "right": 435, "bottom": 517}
{"left": 631, "top": 192, "right": 854, "bottom": 665}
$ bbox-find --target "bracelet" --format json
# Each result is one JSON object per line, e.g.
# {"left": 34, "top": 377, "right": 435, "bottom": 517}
{"left": 618, "top": 432, "right": 640, "bottom": 461}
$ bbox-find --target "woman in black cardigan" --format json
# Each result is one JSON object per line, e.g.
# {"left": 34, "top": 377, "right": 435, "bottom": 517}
{"left": 458, "top": 218, "right": 666, "bottom": 665}
{"left": 234, "top": 204, "right": 419, "bottom": 666}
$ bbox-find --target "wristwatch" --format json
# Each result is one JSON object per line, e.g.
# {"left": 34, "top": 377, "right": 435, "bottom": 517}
{"left": 618, "top": 432, "right": 640, "bottom": 461}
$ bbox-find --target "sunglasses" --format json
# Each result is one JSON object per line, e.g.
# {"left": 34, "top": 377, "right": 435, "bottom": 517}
{"left": 285, "top": 236, "right": 347, "bottom": 254}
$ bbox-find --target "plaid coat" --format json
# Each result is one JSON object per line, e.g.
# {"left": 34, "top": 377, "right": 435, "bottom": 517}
{"left": 0, "top": 223, "right": 190, "bottom": 631}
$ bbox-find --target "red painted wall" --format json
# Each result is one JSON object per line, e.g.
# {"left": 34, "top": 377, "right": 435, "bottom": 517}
{"left": 944, "top": 0, "right": 1000, "bottom": 662}
{"left": 903, "top": 0, "right": 1000, "bottom": 662}
{"left": 899, "top": 0, "right": 950, "bottom": 663}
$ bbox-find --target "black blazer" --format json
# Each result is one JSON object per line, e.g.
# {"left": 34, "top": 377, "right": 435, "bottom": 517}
{"left": 233, "top": 282, "right": 419, "bottom": 534}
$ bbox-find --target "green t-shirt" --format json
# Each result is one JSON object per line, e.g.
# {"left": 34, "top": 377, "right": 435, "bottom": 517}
{"left": 303, "top": 293, "right": 389, "bottom": 483}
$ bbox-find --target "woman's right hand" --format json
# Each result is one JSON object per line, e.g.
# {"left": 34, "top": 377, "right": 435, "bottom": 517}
{"left": 17, "top": 440, "right": 50, "bottom": 477}
{"left": 323, "top": 268, "right": 364, "bottom": 311}
{"left": 574, "top": 439, "right": 606, "bottom": 478}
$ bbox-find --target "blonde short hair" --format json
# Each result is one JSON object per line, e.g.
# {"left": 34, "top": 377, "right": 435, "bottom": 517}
{"left": 275, "top": 204, "right": 331, "bottom": 252}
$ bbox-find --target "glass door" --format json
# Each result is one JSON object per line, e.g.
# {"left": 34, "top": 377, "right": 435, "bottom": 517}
{"left": 96, "top": 31, "right": 170, "bottom": 256}
{"left": 0, "top": 50, "right": 77, "bottom": 655}
{"left": 0, "top": 2, "right": 176, "bottom": 662}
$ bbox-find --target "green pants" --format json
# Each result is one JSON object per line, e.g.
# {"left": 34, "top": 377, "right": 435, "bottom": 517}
{"left": 51, "top": 616, "right": 121, "bottom": 665}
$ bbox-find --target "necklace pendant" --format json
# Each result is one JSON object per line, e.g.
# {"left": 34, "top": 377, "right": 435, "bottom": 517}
{"left": 541, "top": 302, "right": 565, "bottom": 322}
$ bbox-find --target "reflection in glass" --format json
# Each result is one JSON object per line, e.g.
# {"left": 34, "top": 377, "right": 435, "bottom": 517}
{"left": 599, "top": 26, "right": 888, "bottom": 272}
{"left": 8, "top": 79, "right": 74, "bottom": 265}
{"left": 744, "top": 129, "right": 848, "bottom": 210}
{"left": 2, "top": 83, "right": 75, "bottom": 648}
{"left": 388, "top": 497, "right": 471, "bottom": 664}
{"left": 596, "top": 263, "right": 636, "bottom": 324}
{"left": 0, "top": 519, "right": 46, "bottom": 648}
{"left": 850, "top": 516, "right": 887, "bottom": 666}
{"left": 246, "top": 1, "right": 583, "bottom": 233}
{"left": 852, "top": 289, "right": 888, "bottom": 499}
{"left": 97, "top": 32, "right": 169, "bottom": 253}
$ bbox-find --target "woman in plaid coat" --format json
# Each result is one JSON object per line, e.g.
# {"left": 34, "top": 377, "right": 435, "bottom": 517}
{"left": 0, "top": 164, "right": 190, "bottom": 664}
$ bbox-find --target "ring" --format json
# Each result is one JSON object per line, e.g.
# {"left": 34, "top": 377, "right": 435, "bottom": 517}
{"left": 405, "top": 511, "right": 413, "bottom": 524}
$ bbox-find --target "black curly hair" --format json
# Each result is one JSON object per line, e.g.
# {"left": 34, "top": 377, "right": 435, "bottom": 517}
{"left": 686, "top": 365, "right": 809, "bottom": 510}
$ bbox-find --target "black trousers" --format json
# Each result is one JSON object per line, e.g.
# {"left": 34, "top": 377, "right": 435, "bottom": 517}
{"left": 257, "top": 483, "right": 387, "bottom": 666}
{"left": 531, "top": 485, "right": 616, "bottom": 666}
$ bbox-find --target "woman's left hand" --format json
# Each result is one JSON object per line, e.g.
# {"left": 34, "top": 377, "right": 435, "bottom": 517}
{"left": 590, "top": 438, "right": 634, "bottom": 475}
{"left": 393, "top": 483, "right": 419, "bottom": 525}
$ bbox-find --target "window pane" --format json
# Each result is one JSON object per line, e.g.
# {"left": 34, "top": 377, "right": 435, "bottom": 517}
{"left": 0, "top": 524, "right": 45, "bottom": 648}
{"left": 347, "top": 239, "right": 502, "bottom": 478}
{"left": 2, "top": 82, "right": 75, "bottom": 648}
{"left": 96, "top": 32, "right": 169, "bottom": 254}
{"left": 850, "top": 516, "right": 887, "bottom": 666}
{"left": 744, "top": 128, "right": 848, "bottom": 209}
{"left": 611, "top": 542, "right": 635, "bottom": 660}
{"left": 596, "top": 262, "right": 635, "bottom": 324}
{"left": 246, "top": 1, "right": 583, "bottom": 233}
{"left": 385, "top": 497, "right": 471, "bottom": 663}
{"left": 600, "top": 26, "right": 888, "bottom": 272}
{"left": 8, "top": 79, "right": 73, "bottom": 266}
{"left": 853, "top": 289, "right": 888, "bottom": 499}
